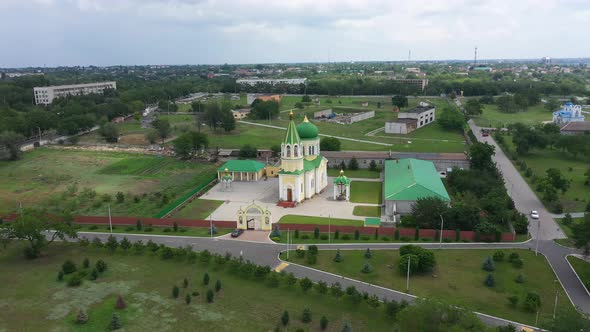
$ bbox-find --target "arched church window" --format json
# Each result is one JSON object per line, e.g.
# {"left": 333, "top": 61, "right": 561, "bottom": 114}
{"left": 286, "top": 145, "right": 291, "bottom": 157}
{"left": 294, "top": 145, "right": 299, "bottom": 157}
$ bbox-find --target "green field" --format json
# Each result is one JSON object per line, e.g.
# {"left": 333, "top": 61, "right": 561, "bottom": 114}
{"left": 350, "top": 181, "right": 382, "bottom": 204}
{"left": 79, "top": 120, "right": 152, "bottom": 145}
{"left": 172, "top": 199, "right": 224, "bottom": 220}
{"left": 555, "top": 217, "right": 583, "bottom": 247}
{"left": 327, "top": 168, "right": 380, "bottom": 178}
{"left": 352, "top": 205, "right": 381, "bottom": 217}
{"left": 473, "top": 104, "right": 552, "bottom": 127}
{"left": 77, "top": 224, "right": 232, "bottom": 237}
{"left": 278, "top": 215, "right": 363, "bottom": 226}
{"left": 0, "top": 148, "right": 217, "bottom": 217}
{"left": 500, "top": 137, "right": 590, "bottom": 212}
{"left": 567, "top": 255, "right": 590, "bottom": 290}
{"left": 286, "top": 249, "right": 572, "bottom": 325}
{"left": 0, "top": 242, "right": 395, "bottom": 331}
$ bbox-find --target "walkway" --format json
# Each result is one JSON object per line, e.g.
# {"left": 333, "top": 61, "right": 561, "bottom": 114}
{"left": 551, "top": 212, "right": 587, "bottom": 219}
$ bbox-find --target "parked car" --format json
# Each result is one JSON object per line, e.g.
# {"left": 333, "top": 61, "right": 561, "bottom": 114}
{"left": 482, "top": 132, "right": 489, "bottom": 137}
{"left": 530, "top": 210, "right": 539, "bottom": 219}
{"left": 231, "top": 229, "right": 244, "bottom": 238}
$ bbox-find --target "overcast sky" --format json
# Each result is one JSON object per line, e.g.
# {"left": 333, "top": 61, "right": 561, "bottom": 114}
{"left": 2, "top": 0, "right": 589, "bottom": 67}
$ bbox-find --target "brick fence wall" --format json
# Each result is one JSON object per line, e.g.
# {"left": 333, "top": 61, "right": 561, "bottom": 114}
{"left": 74, "top": 215, "right": 237, "bottom": 229}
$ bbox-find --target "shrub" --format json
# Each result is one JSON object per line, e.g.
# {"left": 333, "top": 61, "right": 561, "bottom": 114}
{"left": 301, "top": 234, "right": 310, "bottom": 240}
{"left": 76, "top": 308, "right": 88, "bottom": 324}
{"left": 334, "top": 230, "right": 340, "bottom": 239}
{"left": 482, "top": 256, "right": 496, "bottom": 271}
{"left": 295, "top": 249, "right": 305, "bottom": 258}
{"left": 62, "top": 260, "right": 77, "bottom": 274}
{"left": 172, "top": 285, "right": 180, "bottom": 298}
{"left": 342, "top": 234, "right": 351, "bottom": 240}
{"left": 286, "top": 273, "right": 297, "bottom": 287}
{"left": 361, "top": 263, "right": 373, "bottom": 274}
{"left": 109, "top": 313, "right": 122, "bottom": 330}
{"left": 183, "top": 277, "right": 189, "bottom": 288}
{"left": 384, "top": 299, "right": 400, "bottom": 319}
{"left": 512, "top": 258, "right": 524, "bottom": 268}
{"left": 382, "top": 236, "right": 391, "bottom": 241}
{"left": 57, "top": 270, "right": 64, "bottom": 281}
{"left": 125, "top": 226, "right": 134, "bottom": 232}
{"left": 361, "top": 236, "right": 370, "bottom": 241}
{"left": 420, "top": 237, "right": 431, "bottom": 242}
{"left": 203, "top": 272, "right": 210, "bottom": 285}
{"left": 163, "top": 228, "right": 171, "bottom": 233}
{"left": 320, "top": 315, "right": 329, "bottom": 330}
{"left": 270, "top": 226, "right": 281, "bottom": 238}
{"left": 330, "top": 282, "right": 344, "bottom": 297}
{"left": 90, "top": 268, "right": 99, "bottom": 280}
{"left": 306, "top": 254, "right": 317, "bottom": 265}
{"left": 192, "top": 291, "right": 199, "bottom": 297}
{"left": 302, "top": 308, "right": 312, "bottom": 323}
{"left": 185, "top": 293, "right": 191, "bottom": 305}
{"left": 79, "top": 238, "right": 90, "bottom": 247}
{"left": 294, "top": 230, "right": 299, "bottom": 238}
{"left": 524, "top": 292, "right": 541, "bottom": 312}
{"left": 136, "top": 219, "right": 142, "bottom": 230}
{"left": 144, "top": 227, "right": 153, "bottom": 232}
{"left": 89, "top": 225, "right": 99, "bottom": 230}
{"left": 414, "top": 227, "right": 419, "bottom": 240}
{"left": 120, "top": 237, "right": 131, "bottom": 251}
{"left": 320, "top": 234, "right": 328, "bottom": 240}
{"left": 67, "top": 273, "right": 83, "bottom": 287}
{"left": 515, "top": 274, "right": 525, "bottom": 284}
{"left": 266, "top": 272, "right": 280, "bottom": 288}
{"left": 200, "top": 250, "right": 212, "bottom": 263}
{"left": 160, "top": 247, "right": 174, "bottom": 260}
{"left": 455, "top": 228, "right": 461, "bottom": 241}
{"left": 96, "top": 259, "right": 107, "bottom": 273}
{"left": 508, "top": 295, "right": 519, "bottom": 307}
{"left": 398, "top": 254, "right": 419, "bottom": 275}
{"left": 367, "top": 294, "right": 380, "bottom": 308}
{"left": 484, "top": 274, "right": 495, "bottom": 287}
{"left": 364, "top": 248, "right": 372, "bottom": 259}
{"left": 106, "top": 235, "right": 118, "bottom": 252}
{"left": 173, "top": 222, "right": 179, "bottom": 232}
{"left": 115, "top": 295, "right": 126, "bottom": 309}
{"left": 508, "top": 252, "right": 520, "bottom": 262}
{"left": 206, "top": 289, "right": 214, "bottom": 303}
{"left": 400, "top": 236, "right": 410, "bottom": 241}
{"left": 300, "top": 277, "right": 313, "bottom": 293}
{"left": 281, "top": 310, "right": 290, "bottom": 326}
{"left": 493, "top": 251, "right": 505, "bottom": 262}
{"left": 394, "top": 229, "right": 400, "bottom": 240}
{"left": 315, "top": 281, "right": 328, "bottom": 295}
{"left": 116, "top": 192, "right": 124, "bottom": 203}
{"left": 314, "top": 227, "right": 320, "bottom": 239}
{"left": 215, "top": 279, "right": 222, "bottom": 292}
{"left": 354, "top": 230, "right": 360, "bottom": 240}
{"left": 333, "top": 249, "right": 344, "bottom": 263}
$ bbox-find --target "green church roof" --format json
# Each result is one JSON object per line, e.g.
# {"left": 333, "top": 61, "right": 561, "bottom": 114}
{"left": 284, "top": 111, "right": 301, "bottom": 145}
{"left": 333, "top": 170, "right": 351, "bottom": 185}
{"left": 218, "top": 160, "right": 265, "bottom": 173}
{"left": 296, "top": 115, "right": 319, "bottom": 140}
{"left": 384, "top": 158, "right": 450, "bottom": 202}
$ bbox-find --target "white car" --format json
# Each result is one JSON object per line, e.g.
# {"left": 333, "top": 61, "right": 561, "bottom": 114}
{"left": 530, "top": 210, "right": 540, "bottom": 219}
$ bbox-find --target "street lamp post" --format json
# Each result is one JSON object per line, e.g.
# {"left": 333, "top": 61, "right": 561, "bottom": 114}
{"left": 209, "top": 214, "right": 213, "bottom": 238}
{"left": 439, "top": 214, "right": 444, "bottom": 249}
{"left": 406, "top": 255, "right": 411, "bottom": 292}
{"left": 287, "top": 228, "right": 290, "bottom": 260}
{"left": 328, "top": 214, "right": 331, "bottom": 244}
{"left": 108, "top": 204, "right": 113, "bottom": 234}
{"left": 535, "top": 218, "right": 541, "bottom": 256}
{"left": 553, "top": 280, "right": 559, "bottom": 319}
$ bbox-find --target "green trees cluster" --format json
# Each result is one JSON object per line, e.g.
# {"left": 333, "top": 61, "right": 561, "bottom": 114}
{"left": 437, "top": 105, "right": 465, "bottom": 130}
{"left": 172, "top": 131, "right": 209, "bottom": 159}
{"left": 250, "top": 99, "right": 279, "bottom": 120}
{"left": 203, "top": 100, "right": 235, "bottom": 132}
{"left": 397, "top": 245, "right": 436, "bottom": 275}
{"left": 320, "top": 137, "right": 341, "bottom": 151}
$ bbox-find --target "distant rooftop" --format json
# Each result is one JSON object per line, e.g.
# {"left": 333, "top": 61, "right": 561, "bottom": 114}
{"left": 400, "top": 106, "right": 434, "bottom": 114}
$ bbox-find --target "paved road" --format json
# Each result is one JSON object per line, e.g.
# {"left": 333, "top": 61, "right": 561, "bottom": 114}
{"left": 551, "top": 212, "right": 587, "bottom": 219}
{"left": 468, "top": 119, "right": 566, "bottom": 241}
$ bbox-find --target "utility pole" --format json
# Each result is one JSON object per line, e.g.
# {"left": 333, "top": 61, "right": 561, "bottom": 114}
{"left": 406, "top": 255, "right": 411, "bottom": 292}
{"left": 439, "top": 214, "right": 444, "bottom": 249}
{"left": 108, "top": 204, "right": 113, "bottom": 234}
{"left": 287, "top": 228, "right": 290, "bottom": 260}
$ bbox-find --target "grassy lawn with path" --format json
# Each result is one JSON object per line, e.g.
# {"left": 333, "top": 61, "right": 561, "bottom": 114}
{"left": 0, "top": 243, "right": 394, "bottom": 331}
{"left": 567, "top": 255, "right": 590, "bottom": 290}
{"left": 473, "top": 104, "right": 552, "bottom": 127}
{"left": 286, "top": 249, "right": 571, "bottom": 326}
{"left": 278, "top": 215, "right": 363, "bottom": 226}
{"left": 327, "top": 168, "right": 380, "bottom": 178}
{"left": 554, "top": 218, "right": 582, "bottom": 247}
{"left": 499, "top": 138, "right": 590, "bottom": 212}
{"left": 350, "top": 181, "right": 382, "bottom": 204}
{"left": 76, "top": 224, "right": 232, "bottom": 237}
{"left": 0, "top": 148, "right": 217, "bottom": 217}
{"left": 352, "top": 206, "right": 381, "bottom": 217}
{"left": 172, "top": 199, "right": 224, "bottom": 220}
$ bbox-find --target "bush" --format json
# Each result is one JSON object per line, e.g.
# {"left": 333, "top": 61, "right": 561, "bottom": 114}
{"left": 281, "top": 310, "right": 289, "bottom": 326}
{"left": 115, "top": 295, "right": 126, "bottom": 309}
{"left": 215, "top": 279, "right": 222, "bottom": 292}
{"left": 136, "top": 219, "right": 143, "bottom": 230}
{"left": 512, "top": 258, "right": 524, "bottom": 268}
{"left": 414, "top": 227, "right": 420, "bottom": 240}
{"left": 342, "top": 234, "right": 351, "bottom": 240}
{"left": 334, "top": 249, "right": 344, "bottom": 263}
{"left": 508, "top": 295, "right": 519, "bottom": 307}
{"left": 361, "top": 263, "right": 373, "bottom": 274}
{"left": 508, "top": 252, "right": 520, "bottom": 262}
{"left": 89, "top": 225, "right": 99, "bottom": 230}
{"left": 455, "top": 229, "right": 461, "bottom": 241}
{"left": 382, "top": 236, "right": 391, "bottom": 241}
{"left": 398, "top": 254, "right": 419, "bottom": 275}
{"left": 109, "top": 313, "right": 122, "bottom": 331}
{"left": 295, "top": 249, "right": 305, "bottom": 258}
{"left": 400, "top": 236, "right": 410, "bottom": 241}
{"left": 524, "top": 292, "right": 541, "bottom": 312}
{"left": 301, "top": 234, "right": 310, "bottom": 240}
{"left": 394, "top": 229, "right": 400, "bottom": 240}
{"left": 90, "top": 268, "right": 99, "bottom": 280}
{"left": 203, "top": 272, "right": 210, "bottom": 285}
{"left": 294, "top": 230, "right": 299, "bottom": 238}
{"left": 206, "top": 289, "right": 214, "bottom": 303}
{"left": 270, "top": 236, "right": 280, "bottom": 242}
{"left": 364, "top": 248, "right": 372, "bottom": 259}
{"left": 96, "top": 259, "right": 107, "bottom": 273}
{"left": 172, "top": 285, "right": 180, "bottom": 298}
{"left": 62, "top": 260, "right": 77, "bottom": 274}
{"left": 300, "top": 277, "right": 313, "bottom": 293}
{"left": 515, "top": 274, "right": 525, "bottom": 284}
{"left": 306, "top": 253, "right": 317, "bottom": 265}
{"left": 185, "top": 293, "right": 191, "bottom": 305}
{"left": 484, "top": 274, "right": 495, "bottom": 287}
{"left": 125, "top": 226, "right": 134, "bottom": 232}
{"left": 79, "top": 238, "right": 90, "bottom": 247}
{"left": 354, "top": 230, "right": 360, "bottom": 240}
{"left": 334, "top": 230, "right": 340, "bottom": 239}
{"left": 314, "top": 227, "right": 320, "bottom": 239}
{"left": 173, "top": 222, "right": 179, "bottom": 232}
{"left": 493, "top": 251, "right": 505, "bottom": 262}
{"left": 67, "top": 273, "right": 83, "bottom": 287}
{"left": 144, "top": 227, "right": 153, "bottom": 232}
{"left": 320, "top": 315, "right": 329, "bottom": 330}
{"left": 361, "top": 236, "right": 370, "bottom": 241}
{"left": 76, "top": 308, "right": 88, "bottom": 324}
{"left": 320, "top": 234, "right": 328, "bottom": 240}
{"left": 302, "top": 308, "right": 312, "bottom": 323}
{"left": 482, "top": 256, "right": 496, "bottom": 271}
{"left": 57, "top": 270, "right": 64, "bottom": 281}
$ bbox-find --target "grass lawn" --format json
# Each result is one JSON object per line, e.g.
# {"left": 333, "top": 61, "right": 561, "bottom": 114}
{"left": 76, "top": 224, "right": 232, "bottom": 237}
{"left": 286, "top": 249, "right": 572, "bottom": 325}
{"left": 172, "top": 199, "right": 224, "bottom": 220}
{"left": 79, "top": 120, "right": 152, "bottom": 145}
{"left": 352, "top": 205, "right": 381, "bottom": 217}
{"left": 473, "top": 104, "right": 552, "bottom": 127}
{"left": 350, "top": 181, "right": 382, "bottom": 204}
{"left": 278, "top": 215, "right": 363, "bottom": 226}
{"left": 500, "top": 138, "right": 590, "bottom": 212}
{"left": 327, "top": 168, "right": 380, "bottom": 179}
{"left": 555, "top": 218, "right": 582, "bottom": 247}
{"left": 0, "top": 148, "right": 217, "bottom": 217}
{"left": 0, "top": 243, "right": 394, "bottom": 331}
{"left": 567, "top": 255, "right": 590, "bottom": 290}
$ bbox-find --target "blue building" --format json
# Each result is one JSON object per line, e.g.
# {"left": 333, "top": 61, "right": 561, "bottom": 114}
{"left": 552, "top": 102, "right": 584, "bottom": 124}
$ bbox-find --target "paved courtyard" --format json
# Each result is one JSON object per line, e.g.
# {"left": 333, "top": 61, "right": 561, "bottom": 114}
{"left": 199, "top": 177, "right": 378, "bottom": 224}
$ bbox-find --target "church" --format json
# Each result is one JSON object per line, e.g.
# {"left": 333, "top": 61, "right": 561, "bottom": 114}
{"left": 278, "top": 112, "right": 328, "bottom": 203}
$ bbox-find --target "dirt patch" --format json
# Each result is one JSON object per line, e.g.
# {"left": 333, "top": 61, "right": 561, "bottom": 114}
{"left": 119, "top": 134, "right": 148, "bottom": 146}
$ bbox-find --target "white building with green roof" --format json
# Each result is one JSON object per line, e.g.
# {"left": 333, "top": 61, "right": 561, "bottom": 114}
{"left": 384, "top": 158, "right": 450, "bottom": 217}
{"left": 278, "top": 112, "right": 328, "bottom": 204}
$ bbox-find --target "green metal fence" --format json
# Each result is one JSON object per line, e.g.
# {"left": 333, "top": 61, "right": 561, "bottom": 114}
{"left": 154, "top": 174, "right": 217, "bottom": 218}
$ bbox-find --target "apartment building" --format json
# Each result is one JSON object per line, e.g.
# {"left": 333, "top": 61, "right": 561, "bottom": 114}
{"left": 385, "top": 106, "right": 436, "bottom": 134}
{"left": 33, "top": 81, "right": 117, "bottom": 105}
